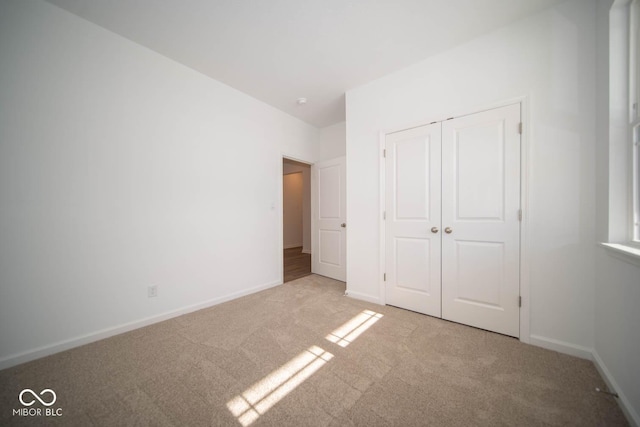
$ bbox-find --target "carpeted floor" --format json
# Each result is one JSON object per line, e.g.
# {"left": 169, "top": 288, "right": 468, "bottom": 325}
{"left": 0, "top": 275, "right": 628, "bottom": 426}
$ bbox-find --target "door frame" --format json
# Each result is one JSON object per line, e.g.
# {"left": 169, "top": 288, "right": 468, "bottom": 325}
{"left": 378, "top": 96, "right": 532, "bottom": 343}
{"left": 280, "top": 154, "right": 313, "bottom": 285}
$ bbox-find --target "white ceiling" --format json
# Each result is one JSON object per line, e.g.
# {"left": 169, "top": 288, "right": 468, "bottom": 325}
{"left": 45, "top": 0, "right": 565, "bottom": 128}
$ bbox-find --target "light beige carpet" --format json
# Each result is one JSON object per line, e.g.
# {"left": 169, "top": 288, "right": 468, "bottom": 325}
{"left": 0, "top": 275, "right": 627, "bottom": 426}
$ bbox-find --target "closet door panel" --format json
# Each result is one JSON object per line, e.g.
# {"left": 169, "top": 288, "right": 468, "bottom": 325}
{"left": 441, "top": 104, "right": 521, "bottom": 337}
{"left": 385, "top": 123, "right": 441, "bottom": 317}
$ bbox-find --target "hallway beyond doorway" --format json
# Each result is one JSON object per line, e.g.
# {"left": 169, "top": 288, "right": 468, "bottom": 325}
{"left": 284, "top": 247, "right": 311, "bottom": 283}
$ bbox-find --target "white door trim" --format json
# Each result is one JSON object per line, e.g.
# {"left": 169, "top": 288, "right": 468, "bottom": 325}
{"left": 378, "top": 97, "right": 531, "bottom": 342}
{"left": 379, "top": 134, "right": 387, "bottom": 304}
{"left": 517, "top": 97, "right": 531, "bottom": 344}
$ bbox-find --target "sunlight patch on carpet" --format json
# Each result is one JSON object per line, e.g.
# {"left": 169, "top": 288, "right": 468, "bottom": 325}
{"left": 325, "top": 309, "right": 383, "bottom": 347}
{"left": 226, "top": 345, "right": 333, "bottom": 426}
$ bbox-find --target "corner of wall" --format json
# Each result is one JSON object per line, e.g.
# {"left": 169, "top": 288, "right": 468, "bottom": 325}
{"left": 528, "top": 335, "right": 593, "bottom": 360}
{"left": 592, "top": 350, "right": 640, "bottom": 427}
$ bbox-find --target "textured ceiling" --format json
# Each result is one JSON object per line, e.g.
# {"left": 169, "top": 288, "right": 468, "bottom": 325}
{"left": 45, "top": 0, "right": 565, "bottom": 127}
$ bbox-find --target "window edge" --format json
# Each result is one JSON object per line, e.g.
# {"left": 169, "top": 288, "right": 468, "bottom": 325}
{"left": 600, "top": 242, "right": 640, "bottom": 267}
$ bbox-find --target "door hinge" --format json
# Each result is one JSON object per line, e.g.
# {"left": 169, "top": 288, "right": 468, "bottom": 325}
{"left": 518, "top": 122, "right": 523, "bottom": 134}
{"left": 383, "top": 149, "right": 386, "bottom": 158}
{"left": 383, "top": 211, "right": 386, "bottom": 220}
{"left": 518, "top": 209, "right": 522, "bottom": 221}
{"left": 383, "top": 273, "right": 386, "bottom": 281}
{"left": 518, "top": 296, "right": 522, "bottom": 307}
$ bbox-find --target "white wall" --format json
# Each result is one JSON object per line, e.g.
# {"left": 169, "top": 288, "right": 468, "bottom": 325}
{"left": 319, "top": 121, "right": 346, "bottom": 161}
{"left": 283, "top": 161, "right": 311, "bottom": 253}
{"left": 0, "top": 0, "right": 319, "bottom": 367}
{"left": 594, "top": 253, "right": 640, "bottom": 423}
{"left": 346, "top": 0, "right": 597, "bottom": 352}
{"left": 283, "top": 173, "right": 304, "bottom": 249}
{"left": 593, "top": 0, "right": 640, "bottom": 423}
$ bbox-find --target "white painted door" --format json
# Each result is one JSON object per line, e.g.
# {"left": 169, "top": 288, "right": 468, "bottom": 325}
{"left": 383, "top": 104, "right": 521, "bottom": 337}
{"left": 385, "top": 123, "right": 442, "bottom": 316}
{"left": 441, "top": 104, "right": 521, "bottom": 337}
{"left": 312, "top": 156, "right": 346, "bottom": 281}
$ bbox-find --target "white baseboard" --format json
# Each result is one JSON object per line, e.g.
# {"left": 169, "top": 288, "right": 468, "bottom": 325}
{"left": 301, "top": 248, "right": 311, "bottom": 254}
{"left": 592, "top": 350, "right": 640, "bottom": 427}
{"left": 528, "top": 334, "right": 593, "bottom": 360}
{"left": 0, "top": 279, "right": 283, "bottom": 371}
{"left": 345, "top": 289, "right": 382, "bottom": 305}
{"left": 524, "top": 336, "right": 637, "bottom": 426}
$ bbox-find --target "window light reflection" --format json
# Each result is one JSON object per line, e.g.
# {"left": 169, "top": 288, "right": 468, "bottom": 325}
{"left": 325, "top": 309, "right": 383, "bottom": 347}
{"left": 226, "top": 345, "right": 333, "bottom": 426}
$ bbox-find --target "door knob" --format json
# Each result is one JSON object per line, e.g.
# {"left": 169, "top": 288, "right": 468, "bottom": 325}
{"left": 444, "top": 227, "right": 453, "bottom": 234}
{"left": 431, "top": 227, "right": 439, "bottom": 233}
{"left": 341, "top": 223, "right": 346, "bottom": 228}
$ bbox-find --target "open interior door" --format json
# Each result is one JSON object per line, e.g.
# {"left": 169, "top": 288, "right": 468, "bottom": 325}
{"left": 311, "top": 156, "right": 346, "bottom": 281}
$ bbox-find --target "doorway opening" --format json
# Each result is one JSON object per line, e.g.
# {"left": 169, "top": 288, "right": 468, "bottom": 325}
{"left": 283, "top": 158, "right": 311, "bottom": 282}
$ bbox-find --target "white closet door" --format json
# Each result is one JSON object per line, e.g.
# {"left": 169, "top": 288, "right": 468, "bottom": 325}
{"left": 441, "top": 104, "right": 521, "bottom": 337}
{"left": 385, "top": 123, "right": 442, "bottom": 317}
{"left": 312, "top": 156, "right": 346, "bottom": 281}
